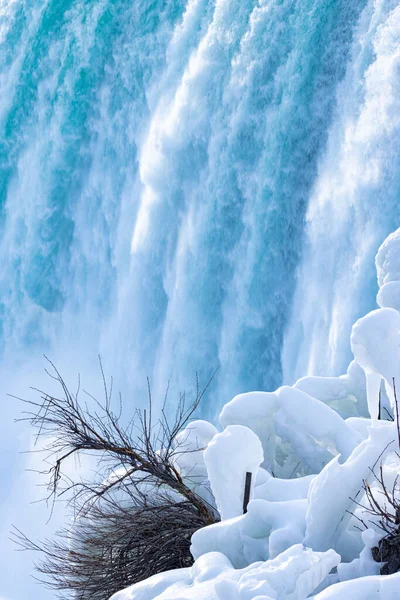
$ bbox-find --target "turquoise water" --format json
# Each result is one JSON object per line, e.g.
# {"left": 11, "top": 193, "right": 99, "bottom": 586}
{"left": 0, "top": 0, "right": 377, "bottom": 408}
{"left": 2, "top": 1, "right": 400, "bottom": 596}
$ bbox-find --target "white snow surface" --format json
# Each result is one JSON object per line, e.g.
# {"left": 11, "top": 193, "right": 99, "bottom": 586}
{"left": 110, "top": 228, "right": 400, "bottom": 599}
{"left": 111, "top": 546, "right": 340, "bottom": 600}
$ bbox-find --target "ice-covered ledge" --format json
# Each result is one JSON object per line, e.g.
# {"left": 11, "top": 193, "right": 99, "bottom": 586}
{"left": 110, "top": 229, "right": 400, "bottom": 599}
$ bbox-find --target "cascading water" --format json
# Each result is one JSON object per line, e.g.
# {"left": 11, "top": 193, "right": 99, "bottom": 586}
{"left": 0, "top": 0, "right": 370, "bottom": 407}
{"left": 283, "top": 0, "right": 400, "bottom": 383}
{"left": 1, "top": 0, "right": 400, "bottom": 598}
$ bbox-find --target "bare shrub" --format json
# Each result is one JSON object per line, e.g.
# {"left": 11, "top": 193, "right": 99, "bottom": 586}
{"left": 353, "top": 463, "right": 400, "bottom": 575}
{"left": 11, "top": 359, "right": 219, "bottom": 600}
{"left": 350, "top": 378, "right": 400, "bottom": 576}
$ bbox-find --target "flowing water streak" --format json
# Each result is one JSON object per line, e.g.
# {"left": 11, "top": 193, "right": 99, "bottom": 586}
{"left": 283, "top": 0, "right": 400, "bottom": 384}
{"left": 125, "top": 0, "right": 369, "bottom": 413}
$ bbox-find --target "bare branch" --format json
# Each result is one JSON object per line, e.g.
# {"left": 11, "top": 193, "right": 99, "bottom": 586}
{"left": 11, "top": 362, "right": 220, "bottom": 599}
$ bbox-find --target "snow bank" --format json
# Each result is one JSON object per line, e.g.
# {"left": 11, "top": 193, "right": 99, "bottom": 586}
{"left": 110, "top": 546, "right": 340, "bottom": 600}
{"left": 313, "top": 572, "right": 400, "bottom": 599}
{"left": 110, "top": 228, "right": 400, "bottom": 599}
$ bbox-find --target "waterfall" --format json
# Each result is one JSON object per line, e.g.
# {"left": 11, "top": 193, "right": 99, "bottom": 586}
{"left": 0, "top": 0, "right": 369, "bottom": 412}
{"left": 1, "top": 1, "right": 399, "bottom": 596}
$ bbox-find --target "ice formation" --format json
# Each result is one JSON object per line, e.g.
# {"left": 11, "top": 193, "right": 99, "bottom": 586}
{"left": 204, "top": 425, "right": 264, "bottom": 520}
{"left": 110, "top": 229, "right": 400, "bottom": 599}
